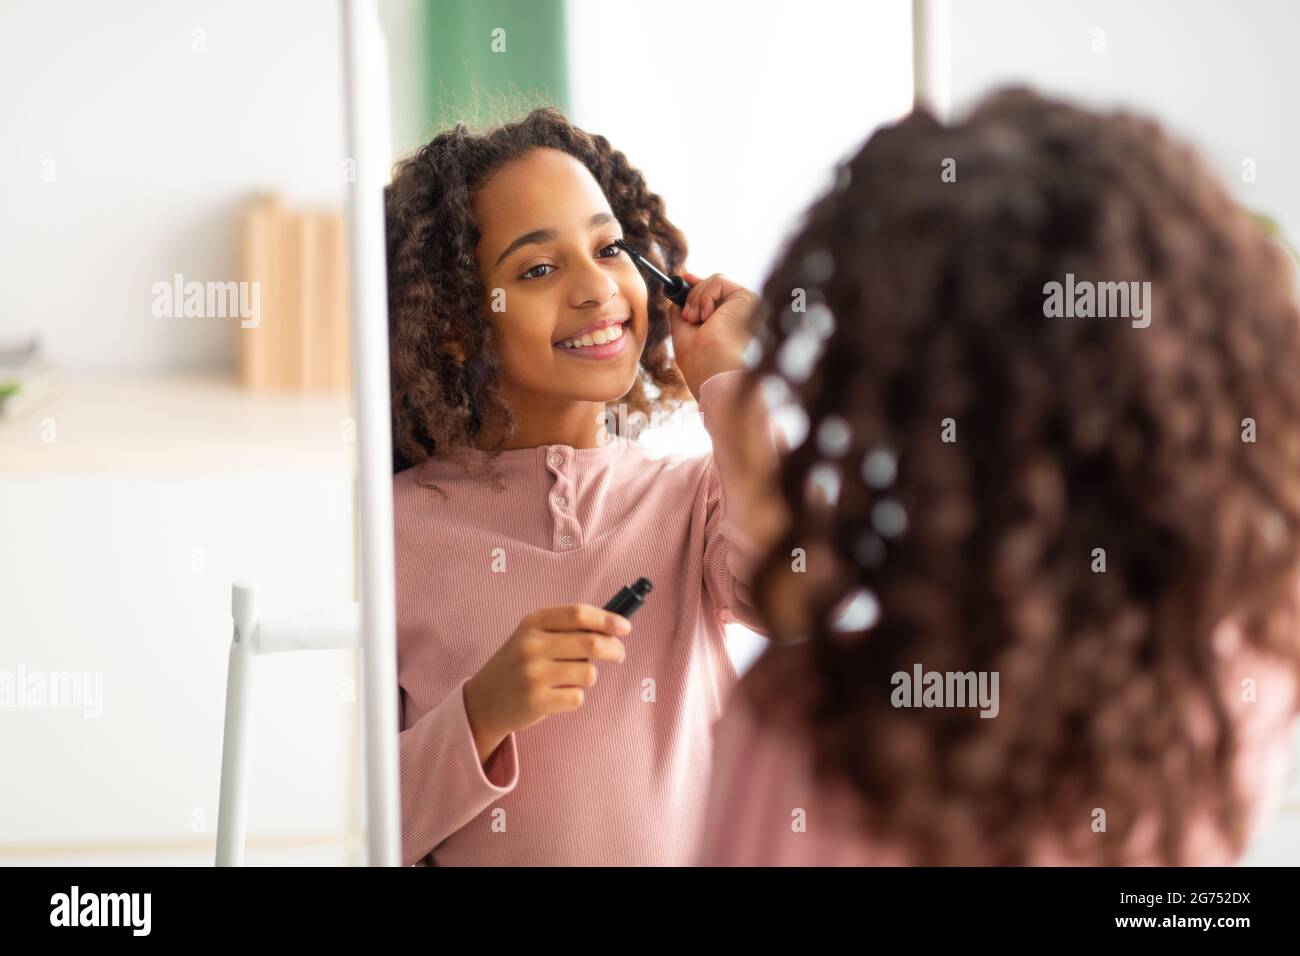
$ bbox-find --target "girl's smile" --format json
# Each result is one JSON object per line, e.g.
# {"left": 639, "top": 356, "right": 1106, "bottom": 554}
{"left": 552, "top": 315, "right": 631, "bottom": 359}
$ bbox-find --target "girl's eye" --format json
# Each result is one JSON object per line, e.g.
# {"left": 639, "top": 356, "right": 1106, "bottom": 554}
{"left": 520, "top": 244, "right": 622, "bottom": 280}
{"left": 521, "top": 263, "right": 554, "bottom": 280}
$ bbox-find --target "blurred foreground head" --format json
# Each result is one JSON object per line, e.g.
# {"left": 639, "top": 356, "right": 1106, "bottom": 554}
{"left": 734, "top": 87, "right": 1300, "bottom": 864}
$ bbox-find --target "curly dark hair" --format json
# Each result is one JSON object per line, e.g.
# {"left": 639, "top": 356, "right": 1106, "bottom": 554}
{"left": 732, "top": 87, "right": 1300, "bottom": 865}
{"left": 384, "top": 107, "right": 690, "bottom": 488}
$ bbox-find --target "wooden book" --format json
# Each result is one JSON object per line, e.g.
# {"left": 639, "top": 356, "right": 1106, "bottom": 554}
{"left": 320, "top": 211, "right": 352, "bottom": 391}
{"left": 239, "top": 195, "right": 282, "bottom": 389}
{"left": 238, "top": 197, "right": 351, "bottom": 391}
{"left": 279, "top": 211, "right": 307, "bottom": 389}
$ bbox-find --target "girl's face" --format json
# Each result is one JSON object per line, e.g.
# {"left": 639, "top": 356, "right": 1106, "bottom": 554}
{"left": 471, "top": 147, "right": 649, "bottom": 412}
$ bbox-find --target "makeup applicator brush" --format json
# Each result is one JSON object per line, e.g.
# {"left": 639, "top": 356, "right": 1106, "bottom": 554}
{"left": 613, "top": 238, "right": 693, "bottom": 309}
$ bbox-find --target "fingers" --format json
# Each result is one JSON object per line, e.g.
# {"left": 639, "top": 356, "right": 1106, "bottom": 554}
{"left": 669, "top": 272, "right": 710, "bottom": 325}
{"left": 547, "top": 630, "right": 627, "bottom": 664}
{"left": 526, "top": 657, "right": 605, "bottom": 718}
{"left": 528, "top": 603, "right": 632, "bottom": 636}
{"left": 681, "top": 272, "right": 715, "bottom": 323}
{"left": 540, "top": 686, "right": 587, "bottom": 715}
{"left": 543, "top": 659, "right": 602, "bottom": 690}
{"left": 682, "top": 272, "right": 748, "bottom": 323}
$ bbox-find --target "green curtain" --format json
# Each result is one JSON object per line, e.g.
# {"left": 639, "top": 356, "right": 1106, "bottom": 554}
{"left": 421, "top": 0, "right": 569, "bottom": 134}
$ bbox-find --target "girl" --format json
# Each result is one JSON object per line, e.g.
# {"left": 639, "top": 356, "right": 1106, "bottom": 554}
{"left": 384, "top": 108, "right": 773, "bottom": 865}
{"left": 700, "top": 88, "right": 1300, "bottom": 866}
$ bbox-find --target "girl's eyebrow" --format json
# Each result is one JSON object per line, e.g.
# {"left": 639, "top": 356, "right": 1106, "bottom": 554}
{"left": 493, "top": 212, "right": 617, "bottom": 268}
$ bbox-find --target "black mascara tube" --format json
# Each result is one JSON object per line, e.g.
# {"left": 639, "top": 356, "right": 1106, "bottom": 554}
{"left": 613, "top": 239, "right": 693, "bottom": 309}
{"left": 603, "top": 577, "right": 653, "bottom": 618}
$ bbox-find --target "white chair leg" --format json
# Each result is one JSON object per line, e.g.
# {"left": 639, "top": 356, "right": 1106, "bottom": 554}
{"left": 215, "top": 581, "right": 259, "bottom": 866}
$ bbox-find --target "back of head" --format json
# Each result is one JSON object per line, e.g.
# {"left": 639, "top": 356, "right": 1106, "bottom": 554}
{"left": 738, "top": 87, "right": 1300, "bottom": 864}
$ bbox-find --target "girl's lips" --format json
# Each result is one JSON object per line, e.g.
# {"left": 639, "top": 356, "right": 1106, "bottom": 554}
{"left": 553, "top": 322, "right": 632, "bottom": 361}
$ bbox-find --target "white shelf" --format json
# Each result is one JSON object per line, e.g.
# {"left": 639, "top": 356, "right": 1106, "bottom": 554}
{"left": 0, "top": 375, "right": 357, "bottom": 475}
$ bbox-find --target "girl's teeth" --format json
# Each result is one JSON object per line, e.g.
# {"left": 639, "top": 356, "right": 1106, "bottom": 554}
{"left": 563, "top": 322, "right": 625, "bottom": 349}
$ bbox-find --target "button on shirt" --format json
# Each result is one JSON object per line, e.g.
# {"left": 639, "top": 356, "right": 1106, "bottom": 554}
{"left": 394, "top": 370, "right": 774, "bottom": 866}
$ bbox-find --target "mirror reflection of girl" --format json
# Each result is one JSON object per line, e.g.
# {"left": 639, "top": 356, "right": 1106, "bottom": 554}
{"left": 700, "top": 88, "right": 1300, "bottom": 866}
{"left": 385, "top": 109, "right": 774, "bottom": 866}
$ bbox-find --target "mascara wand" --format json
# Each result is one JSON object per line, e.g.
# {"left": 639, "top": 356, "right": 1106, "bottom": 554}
{"left": 613, "top": 238, "right": 693, "bottom": 309}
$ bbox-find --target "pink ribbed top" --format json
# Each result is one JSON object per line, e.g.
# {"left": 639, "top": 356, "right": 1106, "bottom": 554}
{"left": 394, "top": 369, "right": 766, "bottom": 866}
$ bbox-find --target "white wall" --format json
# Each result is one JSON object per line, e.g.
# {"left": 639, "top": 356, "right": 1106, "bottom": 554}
{"left": 0, "top": 0, "right": 349, "bottom": 373}
{"left": 566, "top": 0, "right": 915, "bottom": 295}
{"left": 948, "top": 0, "right": 1300, "bottom": 244}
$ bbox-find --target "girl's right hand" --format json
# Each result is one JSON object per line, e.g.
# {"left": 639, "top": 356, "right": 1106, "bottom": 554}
{"left": 463, "top": 604, "right": 631, "bottom": 764}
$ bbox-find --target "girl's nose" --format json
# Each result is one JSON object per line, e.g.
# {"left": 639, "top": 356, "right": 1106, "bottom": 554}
{"left": 567, "top": 253, "right": 621, "bottom": 308}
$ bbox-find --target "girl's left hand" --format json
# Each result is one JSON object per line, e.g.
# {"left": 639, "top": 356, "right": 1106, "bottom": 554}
{"left": 669, "top": 271, "right": 759, "bottom": 399}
